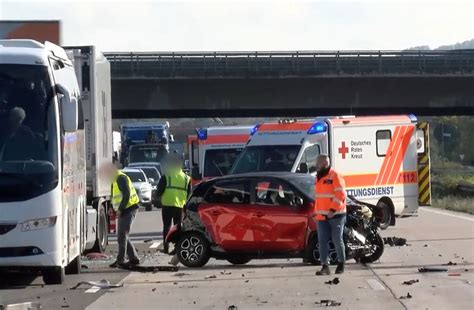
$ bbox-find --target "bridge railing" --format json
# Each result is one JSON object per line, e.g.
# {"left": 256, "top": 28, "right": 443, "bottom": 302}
{"left": 104, "top": 50, "right": 474, "bottom": 78}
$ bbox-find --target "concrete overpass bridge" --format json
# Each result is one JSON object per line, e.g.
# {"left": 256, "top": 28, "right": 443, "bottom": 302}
{"left": 105, "top": 50, "right": 474, "bottom": 118}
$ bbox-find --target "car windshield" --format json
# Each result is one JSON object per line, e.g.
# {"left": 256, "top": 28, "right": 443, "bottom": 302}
{"left": 204, "top": 148, "right": 243, "bottom": 177}
{"left": 0, "top": 64, "right": 58, "bottom": 200}
{"left": 230, "top": 145, "right": 301, "bottom": 174}
{"left": 139, "top": 167, "right": 160, "bottom": 181}
{"left": 125, "top": 129, "right": 167, "bottom": 144}
{"left": 287, "top": 175, "right": 315, "bottom": 200}
{"left": 129, "top": 147, "right": 167, "bottom": 163}
{"left": 124, "top": 171, "right": 146, "bottom": 182}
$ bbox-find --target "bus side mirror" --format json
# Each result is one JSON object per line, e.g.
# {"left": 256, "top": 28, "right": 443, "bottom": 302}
{"left": 56, "top": 84, "right": 78, "bottom": 133}
{"left": 298, "top": 163, "right": 309, "bottom": 174}
{"left": 191, "top": 166, "right": 201, "bottom": 180}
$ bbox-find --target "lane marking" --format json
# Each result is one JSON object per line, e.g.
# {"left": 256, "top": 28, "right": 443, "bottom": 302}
{"left": 85, "top": 286, "right": 101, "bottom": 294}
{"left": 150, "top": 242, "right": 161, "bottom": 249}
{"left": 366, "top": 279, "right": 386, "bottom": 291}
{"left": 419, "top": 207, "right": 474, "bottom": 222}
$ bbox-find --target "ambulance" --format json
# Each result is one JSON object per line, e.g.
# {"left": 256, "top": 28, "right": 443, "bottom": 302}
{"left": 189, "top": 125, "right": 253, "bottom": 183}
{"left": 229, "top": 115, "right": 431, "bottom": 229}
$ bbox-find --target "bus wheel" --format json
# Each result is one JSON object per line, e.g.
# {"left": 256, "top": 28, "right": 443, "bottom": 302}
{"left": 43, "top": 266, "right": 65, "bottom": 285}
{"left": 377, "top": 201, "right": 392, "bottom": 230}
{"left": 91, "top": 204, "right": 108, "bottom": 253}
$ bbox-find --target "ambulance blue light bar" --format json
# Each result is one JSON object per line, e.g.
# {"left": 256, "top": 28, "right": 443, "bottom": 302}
{"left": 250, "top": 124, "right": 261, "bottom": 136}
{"left": 408, "top": 114, "right": 418, "bottom": 123}
{"left": 307, "top": 122, "right": 327, "bottom": 135}
{"left": 196, "top": 129, "right": 208, "bottom": 140}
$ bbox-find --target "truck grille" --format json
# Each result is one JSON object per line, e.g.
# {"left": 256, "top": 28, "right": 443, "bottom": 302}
{"left": 0, "top": 224, "right": 16, "bottom": 235}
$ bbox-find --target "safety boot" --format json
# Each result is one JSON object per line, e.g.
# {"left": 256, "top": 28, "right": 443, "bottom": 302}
{"left": 316, "top": 264, "right": 331, "bottom": 276}
{"left": 335, "top": 262, "right": 345, "bottom": 274}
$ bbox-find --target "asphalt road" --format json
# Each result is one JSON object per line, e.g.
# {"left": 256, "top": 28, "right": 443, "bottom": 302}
{"left": 1, "top": 207, "right": 473, "bottom": 310}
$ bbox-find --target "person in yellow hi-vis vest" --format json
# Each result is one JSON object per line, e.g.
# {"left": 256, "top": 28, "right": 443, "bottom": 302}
{"left": 103, "top": 163, "right": 141, "bottom": 268}
{"left": 156, "top": 152, "right": 191, "bottom": 254}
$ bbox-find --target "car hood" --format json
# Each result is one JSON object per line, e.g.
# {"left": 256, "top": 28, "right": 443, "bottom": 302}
{"left": 132, "top": 182, "right": 152, "bottom": 190}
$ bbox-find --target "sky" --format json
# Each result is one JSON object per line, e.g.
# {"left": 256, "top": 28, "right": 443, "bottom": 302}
{"left": 0, "top": 0, "right": 473, "bottom": 52}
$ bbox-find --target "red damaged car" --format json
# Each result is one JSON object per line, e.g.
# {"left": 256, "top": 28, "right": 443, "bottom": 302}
{"left": 165, "top": 173, "right": 322, "bottom": 267}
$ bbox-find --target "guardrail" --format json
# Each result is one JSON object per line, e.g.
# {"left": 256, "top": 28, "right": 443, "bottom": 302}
{"left": 105, "top": 50, "right": 474, "bottom": 78}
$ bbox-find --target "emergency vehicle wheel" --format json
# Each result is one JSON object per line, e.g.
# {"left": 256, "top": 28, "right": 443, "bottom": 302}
{"left": 42, "top": 266, "right": 65, "bottom": 285}
{"left": 177, "top": 232, "right": 210, "bottom": 267}
{"left": 377, "top": 202, "right": 392, "bottom": 230}
{"left": 91, "top": 204, "right": 108, "bottom": 253}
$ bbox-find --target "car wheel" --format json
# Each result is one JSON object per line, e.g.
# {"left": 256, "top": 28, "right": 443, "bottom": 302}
{"left": 145, "top": 203, "right": 152, "bottom": 212}
{"left": 42, "top": 266, "right": 65, "bottom": 285}
{"left": 227, "top": 257, "right": 251, "bottom": 265}
{"left": 176, "top": 232, "right": 210, "bottom": 268}
{"left": 306, "top": 234, "right": 338, "bottom": 265}
{"left": 377, "top": 202, "right": 392, "bottom": 230}
{"left": 65, "top": 255, "right": 81, "bottom": 275}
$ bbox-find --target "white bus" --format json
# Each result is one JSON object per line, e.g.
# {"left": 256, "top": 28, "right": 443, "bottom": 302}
{"left": 0, "top": 40, "right": 112, "bottom": 284}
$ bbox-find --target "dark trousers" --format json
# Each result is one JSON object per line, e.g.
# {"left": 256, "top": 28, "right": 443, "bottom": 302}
{"left": 117, "top": 208, "right": 139, "bottom": 263}
{"left": 162, "top": 206, "right": 182, "bottom": 246}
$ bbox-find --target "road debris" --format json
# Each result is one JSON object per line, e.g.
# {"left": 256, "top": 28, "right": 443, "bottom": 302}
{"left": 244, "top": 280, "right": 249, "bottom": 283}
{"left": 399, "top": 293, "right": 413, "bottom": 300}
{"left": 220, "top": 271, "right": 232, "bottom": 275}
{"left": 70, "top": 279, "right": 123, "bottom": 290}
{"left": 1, "top": 302, "right": 42, "bottom": 310}
{"left": 121, "top": 265, "right": 179, "bottom": 272}
{"left": 402, "top": 279, "right": 419, "bottom": 285}
{"left": 228, "top": 305, "right": 238, "bottom": 310}
{"left": 383, "top": 237, "right": 408, "bottom": 246}
{"left": 418, "top": 267, "right": 448, "bottom": 273}
{"left": 174, "top": 272, "right": 189, "bottom": 277}
{"left": 152, "top": 288, "right": 156, "bottom": 292}
{"left": 324, "top": 277, "right": 340, "bottom": 285}
{"left": 169, "top": 255, "right": 179, "bottom": 266}
{"left": 315, "top": 299, "right": 341, "bottom": 307}
{"left": 143, "top": 239, "right": 153, "bottom": 243}
{"left": 85, "top": 253, "right": 111, "bottom": 260}
{"left": 205, "top": 275, "right": 217, "bottom": 279}
{"left": 442, "top": 261, "right": 457, "bottom": 266}
{"left": 81, "top": 264, "right": 89, "bottom": 269}
{"left": 448, "top": 273, "right": 461, "bottom": 276}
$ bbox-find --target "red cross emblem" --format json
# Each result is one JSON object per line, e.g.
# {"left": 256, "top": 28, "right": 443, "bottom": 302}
{"left": 338, "top": 142, "right": 349, "bottom": 159}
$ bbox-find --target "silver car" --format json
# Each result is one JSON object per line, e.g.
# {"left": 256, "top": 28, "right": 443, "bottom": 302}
{"left": 122, "top": 168, "right": 153, "bottom": 210}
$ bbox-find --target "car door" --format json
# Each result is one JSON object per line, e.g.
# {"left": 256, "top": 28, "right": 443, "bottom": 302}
{"left": 252, "top": 178, "right": 309, "bottom": 252}
{"left": 198, "top": 179, "right": 261, "bottom": 251}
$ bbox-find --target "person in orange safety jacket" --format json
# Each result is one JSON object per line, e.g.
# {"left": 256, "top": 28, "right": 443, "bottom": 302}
{"left": 313, "top": 154, "right": 347, "bottom": 275}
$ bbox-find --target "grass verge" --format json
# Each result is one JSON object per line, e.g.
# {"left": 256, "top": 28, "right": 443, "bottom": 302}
{"left": 431, "top": 196, "right": 474, "bottom": 215}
